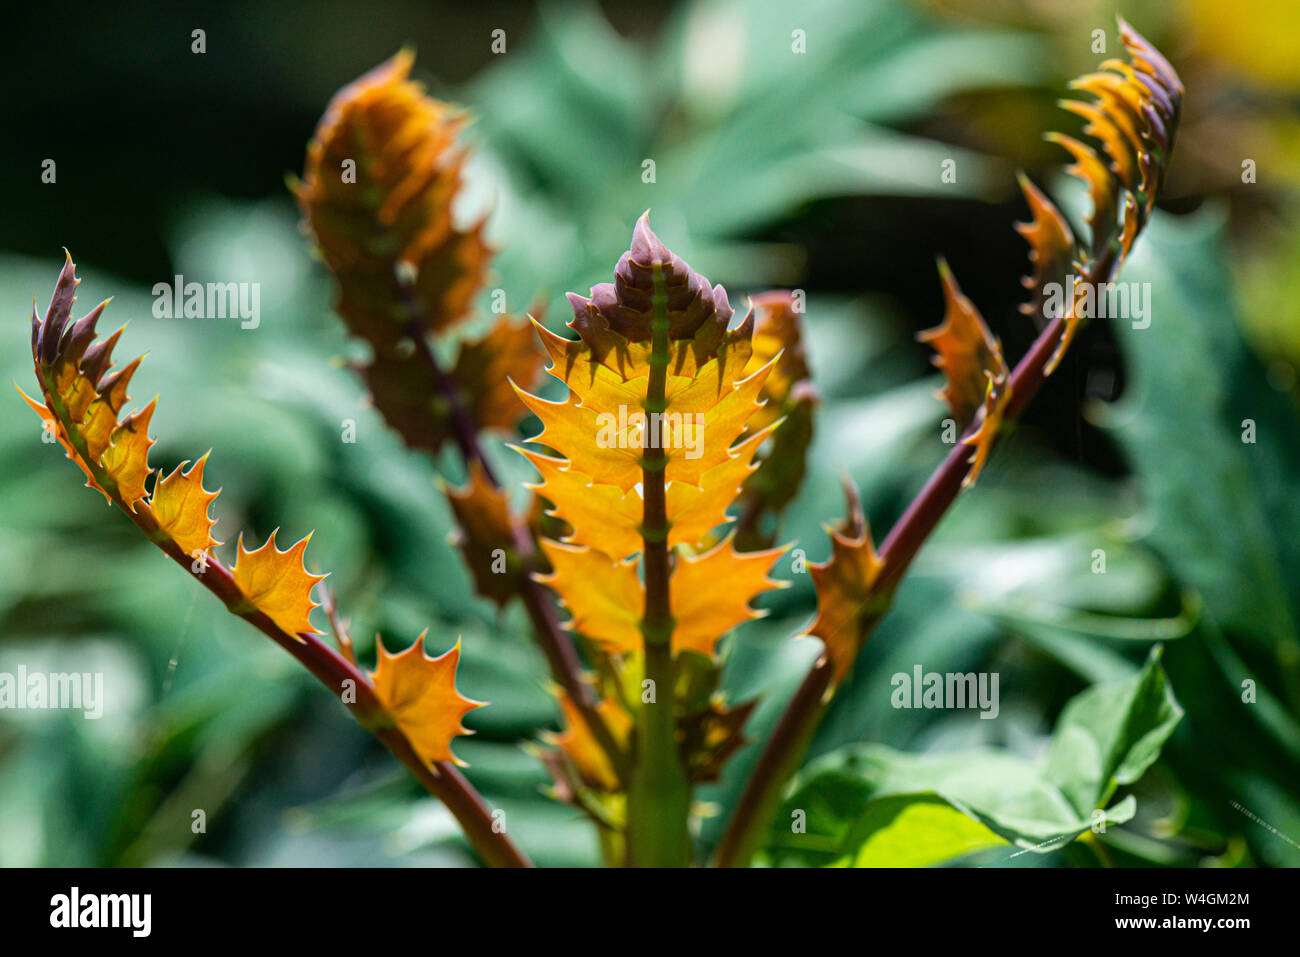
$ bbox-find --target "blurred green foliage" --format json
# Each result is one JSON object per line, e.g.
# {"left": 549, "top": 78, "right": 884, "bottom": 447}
{"left": 462, "top": 0, "right": 1043, "bottom": 302}
{"left": 2, "top": 0, "right": 1298, "bottom": 868}
{"left": 768, "top": 648, "right": 1182, "bottom": 867}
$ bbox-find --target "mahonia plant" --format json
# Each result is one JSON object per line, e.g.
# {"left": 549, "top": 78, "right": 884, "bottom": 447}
{"left": 514, "top": 213, "right": 792, "bottom": 863}
{"left": 22, "top": 18, "right": 1180, "bottom": 867}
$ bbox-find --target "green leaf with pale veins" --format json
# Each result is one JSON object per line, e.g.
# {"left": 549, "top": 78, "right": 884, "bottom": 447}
{"left": 768, "top": 648, "right": 1179, "bottom": 866}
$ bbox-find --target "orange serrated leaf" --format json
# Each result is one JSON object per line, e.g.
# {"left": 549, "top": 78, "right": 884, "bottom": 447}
{"left": 297, "top": 51, "right": 515, "bottom": 460}
{"left": 517, "top": 446, "right": 645, "bottom": 560}
{"left": 1014, "top": 173, "right": 1076, "bottom": 322}
{"left": 24, "top": 256, "right": 167, "bottom": 508}
{"left": 1044, "top": 132, "right": 1115, "bottom": 262}
{"left": 99, "top": 397, "right": 156, "bottom": 510}
{"left": 680, "top": 695, "right": 757, "bottom": 784}
{"left": 520, "top": 215, "right": 786, "bottom": 660}
{"left": 918, "top": 260, "right": 1008, "bottom": 429}
{"left": 453, "top": 316, "right": 546, "bottom": 434}
{"left": 744, "top": 291, "right": 813, "bottom": 433}
{"left": 370, "top": 632, "right": 485, "bottom": 767}
{"left": 666, "top": 428, "right": 771, "bottom": 548}
{"left": 1058, "top": 97, "right": 1139, "bottom": 192}
{"left": 444, "top": 461, "right": 519, "bottom": 606}
{"left": 669, "top": 534, "right": 787, "bottom": 657}
{"left": 150, "top": 454, "right": 222, "bottom": 555}
{"left": 960, "top": 372, "right": 1012, "bottom": 488}
{"left": 17, "top": 384, "right": 110, "bottom": 501}
{"left": 296, "top": 49, "right": 485, "bottom": 344}
{"left": 519, "top": 426, "right": 770, "bottom": 562}
{"left": 536, "top": 540, "right": 643, "bottom": 654}
{"left": 544, "top": 689, "right": 634, "bottom": 792}
{"left": 918, "top": 262, "right": 1011, "bottom": 485}
{"left": 736, "top": 292, "right": 819, "bottom": 546}
{"left": 806, "top": 482, "right": 886, "bottom": 688}
{"left": 514, "top": 355, "right": 774, "bottom": 493}
{"left": 230, "top": 530, "right": 328, "bottom": 638}
{"left": 1027, "top": 17, "right": 1182, "bottom": 375}
{"left": 538, "top": 531, "right": 786, "bottom": 658}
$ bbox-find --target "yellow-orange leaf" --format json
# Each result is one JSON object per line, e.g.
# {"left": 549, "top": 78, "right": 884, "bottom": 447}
{"left": 518, "top": 447, "right": 644, "bottom": 560}
{"left": 514, "top": 354, "right": 774, "bottom": 493}
{"left": 1058, "top": 97, "right": 1138, "bottom": 193}
{"left": 536, "top": 541, "right": 642, "bottom": 654}
{"left": 444, "top": 461, "right": 519, "bottom": 606}
{"left": 918, "top": 260, "right": 1008, "bottom": 429}
{"left": 1045, "top": 131, "right": 1115, "bottom": 263}
{"left": 1033, "top": 17, "right": 1183, "bottom": 374}
{"left": 680, "top": 695, "right": 757, "bottom": 784}
{"left": 150, "top": 454, "right": 221, "bottom": 555}
{"left": 520, "top": 427, "right": 770, "bottom": 562}
{"left": 231, "top": 530, "right": 328, "bottom": 638}
{"left": 520, "top": 215, "right": 788, "bottom": 664}
{"left": 1014, "top": 173, "right": 1076, "bottom": 323}
{"left": 17, "top": 384, "right": 108, "bottom": 500}
{"left": 25, "top": 256, "right": 162, "bottom": 507}
{"left": 455, "top": 316, "right": 546, "bottom": 433}
{"left": 544, "top": 689, "right": 633, "bottom": 792}
{"left": 961, "top": 376, "right": 1012, "bottom": 489}
{"left": 806, "top": 484, "right": 886, "bottom": 688}
{"left": 538, "top": 535, "right": 786, "bottom": 658}
{"left": 735, "top": 291, "right": 819, "bottom": 547}
{"left": 296, "top": 49, "right": 485, "bottom": 346}
{"left": 666, "top": 429, "right": 770, "bottom": 547}
{"left": 370, "top": 633, "right": 484, "bottom": 767}
{"left": 296, "top": 51, "right": 529, "bottom": 459}
{"left": 918, "top": 262, "right": 1011, "bottom": 486}
{"left": 100, "top": 398, "right": 157, "bottom": 510}
{"left": 743, "top": 291, "right": 814, "bottom": 434}
{"left": 670, "top": 535, "right": 786, "bottom": 656}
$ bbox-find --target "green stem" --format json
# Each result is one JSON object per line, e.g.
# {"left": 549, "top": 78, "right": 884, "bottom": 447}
{"left": 626, "top": 264, "right": 691, "bottom": 867}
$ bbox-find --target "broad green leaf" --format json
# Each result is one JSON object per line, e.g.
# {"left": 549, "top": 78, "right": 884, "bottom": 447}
{"left": 1096, "top": 207, "right": 1300, "bottom": 660}
{"left": 1090, "top": 207, "right": 1300, "bottom": 863}
{"left": 830, "top": 793, "right": 1008, "bottom": 868}
{"left": 768, "top": 649, "right": 1178, "bottom": 866}
{"left": 1043, "top": 646, "right": 1183, "bottom": 813}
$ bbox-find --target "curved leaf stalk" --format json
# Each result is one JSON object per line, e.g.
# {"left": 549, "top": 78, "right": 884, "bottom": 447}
{"left": 22, "top": 260, "right": 531, "bottom": 868}
{"left": 715, "top": 17, "right": 1182, "bottom": 867}
{"left": 713, "top": 316, "right": 1065, "bottom": 867}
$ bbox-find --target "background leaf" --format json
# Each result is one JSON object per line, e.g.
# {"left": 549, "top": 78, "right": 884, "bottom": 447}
{"left": 767, "top": 649, "right": 1179, "bottom": 867}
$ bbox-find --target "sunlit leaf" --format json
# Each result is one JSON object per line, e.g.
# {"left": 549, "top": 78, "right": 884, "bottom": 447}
{"left": 520, "top": 214, "right": 786, "bottom": 661}
{"left": 370, "top": 633, "right": 485, "bottom": 767}
{"left": 805, "top": 482, "right": 886, "bottom": 687}
{"left": 150, "top": 454, "right": 221, "bottom": 556}
{"left": 230, "top": 530, "right": 328, "bottom": 638}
